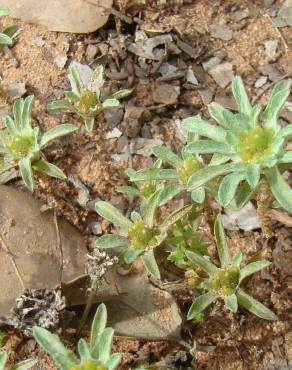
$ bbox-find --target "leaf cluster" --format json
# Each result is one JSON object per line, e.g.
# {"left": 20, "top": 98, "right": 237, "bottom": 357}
{"left": 48, "top": 63, "right": 132, "bottom": 132}
{"left": 0, "top": 352, "right": 36, "bottom": 370}
{"left": 0, "top": 5, "right": 19, "bottom": 51}
{"left": 0, "top": 95, "right": 77, "bottom": 191}
{"left": 33, "top": 303, "right": 121, "bottom": 370}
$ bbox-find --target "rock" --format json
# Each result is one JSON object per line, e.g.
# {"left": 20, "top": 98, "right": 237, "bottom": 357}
{"left": 185, "top": 67, "right": 199, "bottom": 85}
{"left": 264, "top": 40, "right": 278, "bottom": 61}
{"left": 105, "top": 127, "right": 122, "bottom": 139}
{"left": 152, "top": 83, "right": 180, "bottom": 105}
{"left": 32, "top": 37, "right": 47, "bottom": 47}
{"left": 257, "top": 64, "right": 283, "bottom": 82}
{"left": 255, "top": 76, "right": 268, "bottom": 88}
{"left": 6, "top": 82, "right": 26, "bottom": 98}
{"left": 208, "top": 62, "right": 234, "bottom": 88}
{"left": 202, "top": 56, "right": 222, "bottom": 72}
{"left": 198, "top": 88, "right": 214, "bottom": 105}
{"left": 67, "top": 175, "right": 91, "bottom": 208}
{"left": 214, "top": 93, "right": 237, "bottom": 110}
{"left": 130, "top": 138, "right": 163, "bottom": 156}
{"left": 104, "top": 108, "right": 124, "bottom": 129}
{"left": 220, "top": 202, "right": 260, "bottom": 231}
{"left": 210, "top": 24, "right": 233, "bottom": 41}
{"left": 1, "top": 0, "right": 113, "bottom": 33}
{"left": 85, "top": 44, "right": 98, "bottom": 63}
{"left": 88, "top": 222, "right": 102, "bottom": 236}
{"left": 123, "top": 106, "right": 151, "bottom": 138}
{"left": 0, "top": 186, "right": 87, "bottom": 315}
{"left": 278, "top": 1, "right": 292, "bottom": 27}
{"left": 230, "top": 8, "right": 250, "bottom": 22}
{"left": 54, "top": 55, "right": 67, "bottom": 69}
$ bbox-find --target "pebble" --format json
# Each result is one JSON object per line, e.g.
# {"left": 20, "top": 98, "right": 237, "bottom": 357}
{"left": 257, "top": 64, "right": 283, "bottom": 81}
{"left": 105, "top": 127, "right": 122, "bottom": 139}
{"left": 32, "top": 37, "right": 47, "bottom": 47}
{"left": 220, "top": 202, "right": 260, "bottom": 231}
{"left": 210, "top": 24, "right": 233, "bottom": 41}
{"left": 255, "top": 76, "right": 268, "bottom": 88}
{"left": 185, "top": 67, "right": 199, "bottom": 85}
{"left": 202, "top": 56, "right": 221, "bottom": 71}
{"left": 54, "top": 55, "right": 68, "bottom": 69}
{"left": 208, "top": 62, "right": 234, "bottom": 88}
{"left": 264, "top": 40, "right": 278, "bottom": 61}
{"left": 7, "top": 82, "right": 26, "bottom": 98}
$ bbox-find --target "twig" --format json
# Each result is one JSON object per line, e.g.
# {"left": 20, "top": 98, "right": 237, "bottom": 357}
{"left": 0, "top": 233, "right": 25, "bottom": 289}
{"left": 53, "top": 210, "right": 63, "bottom": 284}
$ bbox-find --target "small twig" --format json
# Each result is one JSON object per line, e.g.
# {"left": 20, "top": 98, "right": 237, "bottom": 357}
{"left": 53, "top": 210, "right": 63, "bottom": 284}
{"left": 0, "top": 233, "right": 25, "bottom": 289}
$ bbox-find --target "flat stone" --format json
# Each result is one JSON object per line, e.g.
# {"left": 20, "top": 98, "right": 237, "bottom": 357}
{"left": 255, "top": 76, "right": 268, "bottom": 88}
{"left": 220, "top": 202, "right": 260, "bottom": 231}
{"left": 1, "top": 0, "right": 113, "bottom": 33}
{"left": 264, "top": 40, "right": 278, "bottom": 61}
{"left": 210, "top": 24, "right": 233, "bottom": 41}
{"left": 208, "top": 62, "right": 234, "bottom": 88}
{"left": 202, "top": 56, "right": 222, "bottom": 71}
{"left": 257, "top": 64, "right": 283, "bottom": 81}
{"left": 6, "top": 82, "right": 26, "bottom": 98}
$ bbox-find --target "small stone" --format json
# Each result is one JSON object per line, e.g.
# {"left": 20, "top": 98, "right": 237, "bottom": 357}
{"left": 85, "top": 44, "right": 98, "bottom": 63}
{"left": 278, "top": 4, "right": 292, "bottom": 26}
{"left": 264, "top": 40, "right": 278, "bottom": 61}
{"left": 54, "top": 55, "right": 67, "bottom": 69}
{"left": 230, "top": 8, "right": 250, "bottom": 22}
{"left": 210, "top": 24, "right": 233, "bottom": 41}
{"left": 130, "top": 138, "right": 163, "bottom": 157}
{"left": 264, "top": 0, "right": 274, "bottom": 6}
{"left": 255, "top": 76, "right": 268, "bottom": 88}
{"left": 32, "top": 37, "right": 46, "bottom": 47}
{"left": 185, "top": 67, "right": 199, "bottom": 85}
{"left": 198, "top": 88, "right": 214, "bottom": 105}
{"left": 214, "top": 93, "right": 237, "bottom": 110}
{"left": 220, "top": 202, "right": 260, "bottom": 231}
{"left": 104, "top": 108, "right": 124, "bottom": 129}
{"left": 152, "top": 83, "right": 180, "bottom": 105}
{"left": 7, "top": 82, "right": 26, "bottom": 98}
{"left": 105, "top": 127, "right": 122, "bottom": 139}
{"left": 272, "top": 16, "right": 287, "bottom": 28}
{"left": 208, "top": 62, "right": 234, "bottom": 88}
{"left": 88, "top": 222, "right": 102, "bottom": 235}
{"left": 202, "top": 56, "right": 222, "bottom": 72}
{"left": 123, "top": 106, "right": 151, "bottom": 138}
{"left": 257, "top": 64, "right": 283, "bottom": 81}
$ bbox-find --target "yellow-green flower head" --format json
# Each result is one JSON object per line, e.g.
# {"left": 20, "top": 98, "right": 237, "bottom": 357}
{"left": 178, "top": 155, "right": 203, "bottom": 185}
{"left": 74, "top": 89, "right": 98, "bottom": 115}
{"left": 210, "top": 266, "right": 240, "bottom": 296}
{"left": 128, "top": 219, "right": 157, "bottom": 251}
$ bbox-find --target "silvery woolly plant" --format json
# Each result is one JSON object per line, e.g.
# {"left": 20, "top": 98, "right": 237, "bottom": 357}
{"left": 0, "top": 5, "right": 19, "bottom": 51}
{"left": 95, "top": 196, "right": 192, "bottom": 279}
{"left": 0, "top": 352, "right": 36, "bottom": 370}
{"left": 181, "top": 76, "right": 292, "bottom": 213}
{"left": 186, "top": 217, "right": 277, "bottom": 322}
{"left": 48, "top": 63, "right": 132, "bottom": 132}
{"left": 33, "top": 303, "right": 121, "bottom": 370}
{"left": 0, "top": 95, "right": 77, "bottom": 191}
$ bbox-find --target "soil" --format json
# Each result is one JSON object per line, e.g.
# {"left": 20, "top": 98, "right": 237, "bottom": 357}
{"left": 0, "top": 0, "right": 291, "bottom": 369}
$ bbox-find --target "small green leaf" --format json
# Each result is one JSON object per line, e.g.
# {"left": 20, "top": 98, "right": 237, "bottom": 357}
{"left": 210, "top": 153, "right": 231, "bottom": 166}
{"left": 264, "top": 79, "right": 291, "bottom": 130}
{"left": 11, "top": 358, "right": 37, "bottom": 370}
{"left": 143, "top": 188, "right": 163, "bottom": 228}
{"left": 239, "top": 260, "right": 270, "bottom": 283}
{"left": 78, "top": 339, "right": 91, "bottom": 362}
{"left": 218, "top": 172, "right": 246, "bottom": 207}
{"left": 0, "top": 5, "right": 10, "bottom": 17}
{"left": 224, "top": 294, "right": 238, "bottom": 313}
{"left": 186, "top": 140, "right": 234, "bottom": 155}
{"left": 246, "top": 164, "right": 261, "bottom": 188}
{"left": 142, "top": 249, "right": 160, "bottom": 279}
{"left": 236, "top": 289, "right": 277, "bottom": 320}
{"left": 152, "top": 145, "right": 183, "bottom": 167}
{"left": 19, "top": 157, "right": 34, "bottom": 192}
{"left": 123, "top": 248, "right": 140, "bottom": 264}
{"left": 21, "top": 95, "right": 34, "bottom": 132}
{"left": 265, "top": 166, "right": 292, "bottom": 213}
{"left": 53, "top": 353, "right": 78, "bottom": 370}
{"left": 234, "top": 182, "right": 255, "bottom": 209}
{"left": 186, "top": 250, "right": 218, "bottom": 275}
{"left": 109, "top": 89, "right": 132, "bottom": 100}
{"left": 158, "top": 184, "right": 183, "bottom": 206}
{"left": 160, "top": 205, "right": 193, "bottom": 229}
{"left": 47, "top": 100, "right": 75, "bottom": 112}
{"left": 277, "top": 124, "right": 292, "bottom": 140}
{"left": 279, "top": 150, "right": 292, "bottom": 163}
{"left": 69, "top": 64, "right": 83, "bottom": 95}
{"left": 33, "top": 160, "right": 66, "bottom": 179}
{"left": 182, "top": 115, "right": 226, "bottom": 142}
{"left": 40, "top": 123, "right": 77, "bottom": 148}
{"left": 117, "top": 186, "right": 141, "bottom": 197}
{"left": 0, "top": 33, "right": 12, "bottom": 45}
{"left": 0, "top": 352, "right": 7, "bottom": 370}
{"left": 2, "top": 25, "right": 19, "bottom": 39}
{"left": 5, "top": 116, "right": 18, "bottom": 135}
{"left": 106, "top": 353, "right": 122, "bottom": 370}
{"left": 33, "top": 327, "right": 77, "bottom": 364}
{"left": 214, "top": 217, "right": 232, "bottom": 267}
{"left": 84, "top": 116, "right": 95, "bottom": 132}
{"left": 98, "top": 327, "right": 114, "bottom": 363}
{"left": 95, "top": 234, "right": 130, "bottom": 249}
{"left": 188, "top": 164, "right": 233, "bottom": 191}
{"left": 187, "top": 291, "right": 218, "bottom": 320}
{"left": 191, "top": 187, "right": 205, "bottom": 203}
{"left": 95, "top": 201, "right": 133, "bottom": 230}
{"left": 232, "top": 76, "right": 252, "bottom": 117}
{"left": 13, "top": 98, "right": 24, "bottom": 129}
{"left": 232, "top": 251, "right": 242, "bottom": 268}
{"left": 102, "top": 98, "right": 120, "bottom": 109}
{"left": 208, "top": 102, "right": 234, "bottom": 130}
{"left": 64, "top": 91, "right": 79, "bottom": 101}
{"left": 90, "top": 303, "right": 107, "bottom": 357}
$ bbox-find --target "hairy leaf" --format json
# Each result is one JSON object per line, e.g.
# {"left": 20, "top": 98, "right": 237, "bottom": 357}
{"left": 214, "top": 217, "right": 232, "bottom": 267}
{"left": 95, "top": 234, "right": 130, "bottom": 249}
{"left": 187, "top": 291, "right": 218, "bottom": 320}
{"left": 95, "top": 201, "right": 133, "bottom": 230}
{"left": 142, "top": 249, "right": 161, "bottom": 279}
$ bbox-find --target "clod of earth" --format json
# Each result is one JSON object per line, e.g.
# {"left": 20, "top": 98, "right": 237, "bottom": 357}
{"left": 0, "top": 185, "right": 87, "bottom": 315}
{"left": 0, "top": 0, "right": 113, "bottom": 33}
